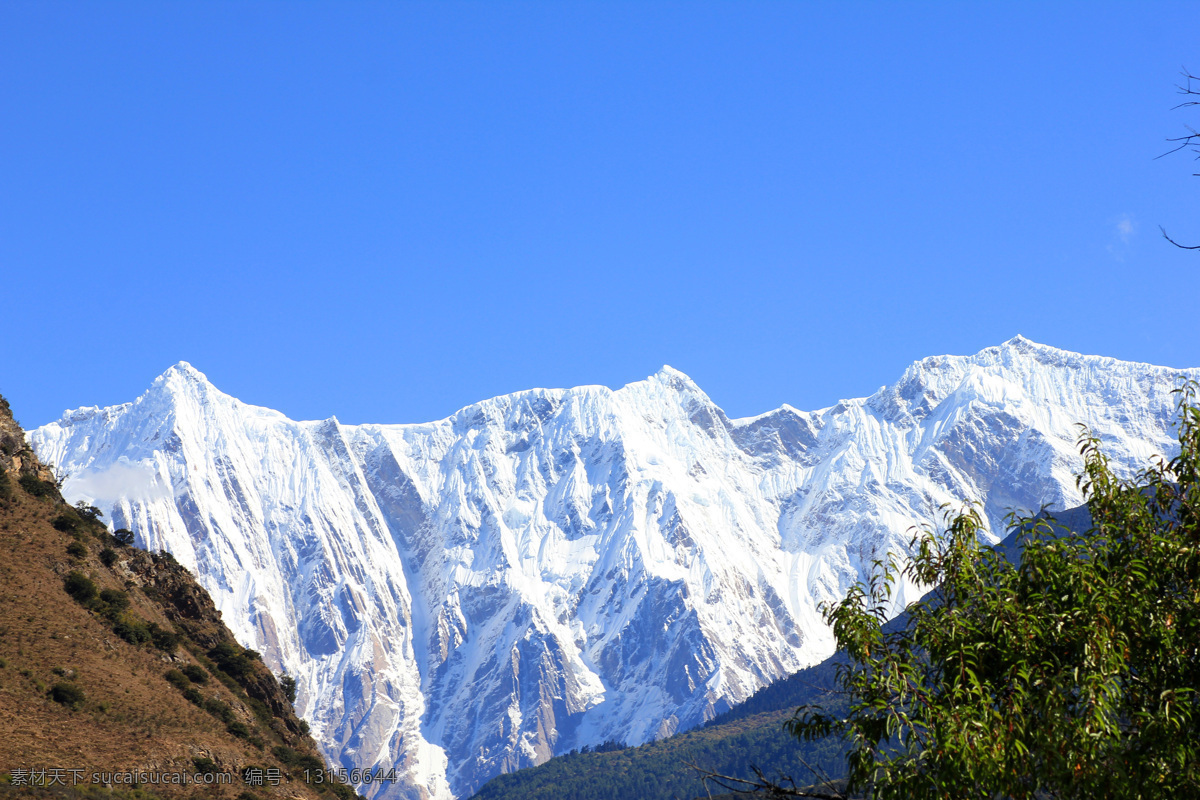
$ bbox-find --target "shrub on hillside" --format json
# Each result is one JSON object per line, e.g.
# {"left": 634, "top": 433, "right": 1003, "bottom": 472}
{"left": 48, "top": 682, "right": 86, "bottom": 710}
{"left": 148, "top": 622, "right": 181, "bottom": 653}
{"left": 204, "top": 697, "right": 236, "bottom": 724}
{"left": 19, "top": 474, "right": 57, "bottom": 499}
{"left": 164, "top": 669, "right": 190, "bottom": 691}
{"left": 99, "top": 547, "right": 118, "bottom": 567}
{"left": 227, "top": 720, "right": 252, "bottom": 739}
{"left": 209, "top": 641, "right": 255, "bottom": 681}
{"left": 63, "top": 571, "right": 97, "bottom": 604}
{"left": 0, "top": 466, "right": 13, "bottom": 506}
{"left": 182, "top": 664, "right": 209, "bottom": 684}
{"left": 52, "top": 512, "right": 81, "bottom": 534}
{"left": 112, "top": 617, "right": 152, "bottom": 645}
{"left": 66, "top": 540, "right": 88, "bottom": 559}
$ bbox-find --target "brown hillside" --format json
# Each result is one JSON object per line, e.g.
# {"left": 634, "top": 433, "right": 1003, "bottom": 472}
{"left": 0, "top": 394, "right": 360, "bottom": 800}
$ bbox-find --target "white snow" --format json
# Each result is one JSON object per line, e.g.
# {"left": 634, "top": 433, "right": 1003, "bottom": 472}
{"left": 27, "top": 338, "right": 1198, "bottom": 799}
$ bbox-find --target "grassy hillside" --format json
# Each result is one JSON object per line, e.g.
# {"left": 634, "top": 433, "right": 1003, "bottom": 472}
{"left": 0, "top": 394, "right": 360, "bottom": 800}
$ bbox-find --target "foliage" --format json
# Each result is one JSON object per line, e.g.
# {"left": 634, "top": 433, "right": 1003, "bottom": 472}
{"left": 279, "top": 674, "right": 297, "bottom": 704}
{"left": 112, "top": 617, "right": 153, "bottom": 645}
{"left": 74, "top": 500, "right": 103, "bottom": 523}
{"left": 210, "top": 640, "right": 255, "bottom": 680}
{"left": 63, "top": 571, "right": 98, "bottom": 604}
{"left": 0, "top": 465, "right": 12, "bottom": 506}
{"left": 113, "top": 528, "right": 135, "bottom": 546}
{"left": 227, "top": 720, "right": 252, "bottom": 739}
{"left": 148, "top": 621, "right": 181, "bottom": 652}
{"left": 205, "top": 696, "right": 236, "bottom": 724}
{"left": 19, "top": 473, "right": 58, "bottom": 499}
{"left": 787, "top": 384, "right": 1200, "bottom": 800}
{"left": 182, "top": 664, "right": 209, "bottom": 684}
{"left": 99, "top": 546, "right": 119, "bottom": 567}
{"left": 48, "top": 681, "right": 86, "bottom": 709}
{"left": 193, "top": 757, "right": 219, "bottom": 776}
{"left": 164, "top": 669, "right": 190, "bottom": 691}
{"left": 66, "top": 539, "right": 88, "bottom": 558}
{"left": 99, "top": 588, "right": 129, "bottom": 614}
{"left": 469, "top": 706, "right": 846, "bottom": 800}
{"left": 53, "top": 513, "right": 79, "bottom": 533}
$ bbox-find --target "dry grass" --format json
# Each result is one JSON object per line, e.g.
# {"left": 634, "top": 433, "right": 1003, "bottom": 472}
{"left": 0, "top": 479, "right": 337, "bottom": 799}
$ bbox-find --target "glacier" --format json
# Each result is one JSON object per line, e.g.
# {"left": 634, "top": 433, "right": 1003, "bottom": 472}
{"left": 27, "top": 336, "right": 1198, "bottom": 799}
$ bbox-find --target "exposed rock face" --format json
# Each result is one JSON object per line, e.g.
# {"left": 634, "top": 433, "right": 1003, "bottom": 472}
{"left": 28, "top": 337, "right": 1199, "bottom": 799}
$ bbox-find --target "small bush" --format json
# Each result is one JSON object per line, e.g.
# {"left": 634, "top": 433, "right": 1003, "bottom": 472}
{"left": 209, "top": 641, "right": 254, "bottom": 681}
{"left": 272, "top": 745, "right": 296, "bottom": 765}
{"left": 98, "top": 588, "right": 129, "bottom": 611}
{"left": 48, "top": 682, "right": 85, "bottom": 709}
{"left": 112, "top": 528, "right": 135, "bottom": 546}
{"left": 182, "top": 687, "right": 204, "bottom": 706}
{"left": 99, "top": 547, "right": 118, "bottom": 567}
{"left": 182, "top": 664, "right": 208, "bottom": 684}
{"left": 63, "top": 571, "right": 97, "bottom": 604}
{"left": 193, "top": 757, "right": 218, "bottom": 776}
{"left": 18, "top": 474, "right": 57, "bottom": 499}
{"left": 150, "top": 625, "right": 181, "bottom": 652}
{"left": 66, "top": 540, "right": 88, "bottom": 559}
{"left": 112, "top": 617, "right": 152, "bottom": 645}
{"left": 52, "top": 512, "right": 81, "bottom": 533}
{"left": 204, "top": 697, "right": 235, "bottom": 724}
{"left": 164, "top": 669, "right": 189, "bottom": 691}
{"left": 227, "top": 720, "right": 252, "bottom": 739}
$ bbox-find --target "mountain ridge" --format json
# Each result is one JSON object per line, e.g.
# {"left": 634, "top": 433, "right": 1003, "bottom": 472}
{"left": 28, "top": 338, "right": 1198, "bottom": 799}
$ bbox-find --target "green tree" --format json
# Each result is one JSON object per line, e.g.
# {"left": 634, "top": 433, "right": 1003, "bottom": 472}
{"left": 778, "top": 383, "right": 1200, "bottom": 800}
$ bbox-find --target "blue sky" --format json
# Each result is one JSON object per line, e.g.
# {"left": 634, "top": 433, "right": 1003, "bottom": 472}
{"left": 3, "top": 2, "right": 1199, "bottom": 427}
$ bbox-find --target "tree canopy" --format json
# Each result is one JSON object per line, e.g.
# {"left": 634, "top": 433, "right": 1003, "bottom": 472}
{"left": 782, "top": 383, "right": 1200, "bottom": 800}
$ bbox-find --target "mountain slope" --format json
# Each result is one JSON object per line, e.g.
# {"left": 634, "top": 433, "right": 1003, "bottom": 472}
{"left": 0, "top": 393, "right": 354, "bottom": 800}
{"left": 467, "top": 505, "right": 1096, "bottom": 800}
{"left": 27, "top": 337, "right": 1197, "bottom": 798}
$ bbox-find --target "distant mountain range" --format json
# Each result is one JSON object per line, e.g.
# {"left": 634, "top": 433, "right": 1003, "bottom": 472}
{"left": 29, "top": 337, "right": 1197, "bottom": 799}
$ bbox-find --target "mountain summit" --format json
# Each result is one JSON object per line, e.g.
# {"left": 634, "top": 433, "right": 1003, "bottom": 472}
{"left": 29, "top": 341, "right": 1197, "bottom": 799}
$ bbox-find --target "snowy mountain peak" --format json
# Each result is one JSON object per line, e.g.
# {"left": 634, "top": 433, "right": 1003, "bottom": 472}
{"left": 155, "top": 360, "right": 212, "bottom": 388}
{"left": 27, "top": 341, "right": 1200, "bottom": 800}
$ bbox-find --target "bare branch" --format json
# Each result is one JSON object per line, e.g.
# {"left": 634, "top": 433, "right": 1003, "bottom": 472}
{"left": 1160, "top": 226, "right": 1200, "bottom": 250}
{"left": 683, "top": 760, "right": 849, "bottom": 800}
{"left": 1159, "top": 68, "right": 1200, "bottom": 248}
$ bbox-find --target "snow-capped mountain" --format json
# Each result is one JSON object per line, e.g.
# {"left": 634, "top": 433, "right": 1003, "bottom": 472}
{"left": 28, "top": 337, "right": 1196, "bottom": 799}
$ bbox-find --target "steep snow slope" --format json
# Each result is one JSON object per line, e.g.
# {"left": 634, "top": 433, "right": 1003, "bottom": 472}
{"left": 29, "top": 337, "right": 1196, "bottom": 798}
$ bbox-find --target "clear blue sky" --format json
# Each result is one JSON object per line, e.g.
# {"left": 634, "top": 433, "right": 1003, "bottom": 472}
{"left": 3, "top": 1, "right": 1199, "bottom": 428}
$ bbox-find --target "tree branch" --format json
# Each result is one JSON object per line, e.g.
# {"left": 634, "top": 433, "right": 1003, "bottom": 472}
{"left": 683, "top": 760, "right": 849, "bottom": 800}
{"left": 1160, "top": 226, "right": 1200, "bottom": 250}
